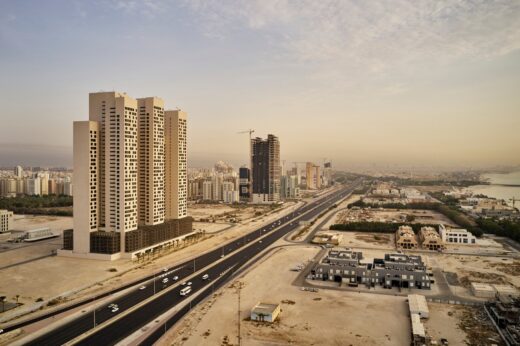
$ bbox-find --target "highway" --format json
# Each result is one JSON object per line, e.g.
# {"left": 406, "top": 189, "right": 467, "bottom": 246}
{"left": 24, "top": 181, "right": 360, "bottom": 346}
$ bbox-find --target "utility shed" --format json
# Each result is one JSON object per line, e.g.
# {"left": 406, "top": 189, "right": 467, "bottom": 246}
{"left": 492, "top": 284, "right": 520, "bottom": 298}
{"left": 408, "top": 294, "right": 429, "bottom": 319}
{"left": 250, "top": 302, "right": 281, "bottom": 323}
{"left": 470, "top": 282, "right": 496, "bottom": 298}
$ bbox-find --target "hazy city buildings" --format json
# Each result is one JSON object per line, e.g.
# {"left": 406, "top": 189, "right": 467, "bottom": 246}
{"left": 60, "top": 91, "right": 192, "bottom": 260}
{"left": 251, "top": 134, "right": 280, "bottom": 204}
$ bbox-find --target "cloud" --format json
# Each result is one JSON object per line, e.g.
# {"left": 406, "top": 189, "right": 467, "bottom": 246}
{"left": 181, "top": 0, "right": 520, "bottom": 73}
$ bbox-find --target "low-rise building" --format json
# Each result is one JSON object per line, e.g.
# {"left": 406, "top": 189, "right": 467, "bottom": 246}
{"left": 250, "top": 302, "right": 281, "bottom": 323}
{"left": 470, "top": 282, "right": 496, "bottom": 298}
{"left": 0, "top": 209, "right": 13, "bottom": 233}
{"left": 439, "top": 224, "right": 476, "bottom": 245}
{"left": 418, "top": 226, "right": 444, "bottom": 251}
{"left": 396, "top": 225, "right": 418, "bottom": 249}
{"left": 311, "top": 249, "right": 431, "bottom": 289}
{"left": 408, "top": 294, "right": 429, "bottom": 318}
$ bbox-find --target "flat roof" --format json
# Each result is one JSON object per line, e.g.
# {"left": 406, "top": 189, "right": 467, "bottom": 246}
{"left": 471, "top": 282, "right": 495, "bottom": 291}
{"left": 411, "top": 313, "right": 425, "bottom": 337}
{"left": 408, "top": 294, "right": 429, "bottom": 315}
{"left": 252, "top": 302, "right": 280, "bottom": 315}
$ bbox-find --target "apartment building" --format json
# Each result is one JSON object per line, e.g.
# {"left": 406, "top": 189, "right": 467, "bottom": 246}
{"left": 60, "top": 92, "right": 192, "bottom": 260}
{"left": 0, "top": 209, "right": 13, "bottom": 233}
{"left": 165, "top": 110, "right": 188, "bottom": 220}
{"left": 138, "top": 97, "right": 165, "bottom": 226}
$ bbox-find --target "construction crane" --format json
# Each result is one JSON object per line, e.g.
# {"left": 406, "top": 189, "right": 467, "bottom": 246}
{"left": 237, "top": 129, "right": 255, "bottom": 141}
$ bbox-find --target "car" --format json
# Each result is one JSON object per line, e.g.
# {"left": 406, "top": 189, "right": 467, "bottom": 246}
{"left": 172, "top": 276, "right": 179, "bottom": 281}
{"left": 108, "top": 303, "right": 117, "bottom": 309}
{"left": 258, "top": 240, "right": 263, "bottom": 243}
{"left": 162, "top": 278, "right": 169, "bottom": 283}
{"left": 139, "top": 285, "right": 146, "bottom": 290}
{"left": 163, "top": 268, "right": 169, "bottom": 272}
{"left": 111, "top": 307, "right": 119, "bottom": 313}
{"left": 202, "top": 274, "right": 209, "bottom": 280}
{"left": 181, "top": 281, "right": 187, "bottom": 285}
{"left": 0, "top": 329, "right": 4, "bottom": 334}
{"left": 187, "top": 281, "right": 192, "bottom": 285}
{"left": 220, "top": 254, "right": 225, "bottom": 258}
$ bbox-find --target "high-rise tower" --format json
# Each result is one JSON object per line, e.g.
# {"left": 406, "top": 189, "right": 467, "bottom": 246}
{"left": 251, "top": 134, "right": 280, "bottom": 204}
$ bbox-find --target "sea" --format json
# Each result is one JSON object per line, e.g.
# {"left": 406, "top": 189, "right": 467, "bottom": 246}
{"left": 469, "top": 171, "right": 520, "bottom": 206}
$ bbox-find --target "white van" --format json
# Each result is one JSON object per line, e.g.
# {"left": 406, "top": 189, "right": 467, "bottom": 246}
{"left": 180, "top": 286, "right": 192, "bottom": 296}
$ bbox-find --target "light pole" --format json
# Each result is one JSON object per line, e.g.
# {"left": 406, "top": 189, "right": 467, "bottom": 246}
{"left": 153, "top": 272, "right": 156, "bottom": 294}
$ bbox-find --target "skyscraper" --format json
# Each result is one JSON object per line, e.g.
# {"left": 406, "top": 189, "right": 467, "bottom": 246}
{"left": 165, "top": 110, "right": 188, "bottom": 220}
{"left": 251, "top": 134, "right": 281, "bottom": 204}
{"left": 306, "top": 162, "right": 321, "bottom": 190}
{"left": 137, "top": 97, "right": 165, "bottom": 226}
{"left": 61, "top": 92, "right": 192, "bottom": 260}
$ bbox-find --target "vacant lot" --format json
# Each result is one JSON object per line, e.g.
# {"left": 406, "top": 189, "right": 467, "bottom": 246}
{"left": 163, "top": 246, "right": 411, "bottom": 346}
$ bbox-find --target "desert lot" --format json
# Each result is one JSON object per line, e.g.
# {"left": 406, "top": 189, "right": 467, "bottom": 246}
{"left": 164, "top": 246, "right": 412, "bottom": 346}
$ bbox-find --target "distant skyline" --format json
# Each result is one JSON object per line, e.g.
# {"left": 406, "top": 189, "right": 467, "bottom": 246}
{"left": 1, "top": 1, "right": 519, "bottom": 169}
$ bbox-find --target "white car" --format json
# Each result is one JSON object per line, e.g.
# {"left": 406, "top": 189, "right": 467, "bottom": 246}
{"left": 172, "top": 276, "right": 179, "bottom": 281}
{"left": 163, "top": 268, "right": 169, "bottom": 272}
{"left": 181, "top": 281, "right": 187, "bottom": 286}
{"left": 139, "top": 285, "right": 146, "bottom": 290}
{"left": 111, "top": 307, "right": 119, "bottom": 313}
{"left": 162, "top": 278, "right": 169, "bottom": 284}
{"left": 202, "top": 274, "right": 209, "bottom": 280}
{"left": 187, "top": 281, "right": 192, "bottom": 286}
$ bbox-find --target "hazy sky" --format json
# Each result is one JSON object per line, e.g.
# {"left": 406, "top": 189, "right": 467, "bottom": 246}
{"left": 1, "top": 0, "right": 519, "bottom": 169}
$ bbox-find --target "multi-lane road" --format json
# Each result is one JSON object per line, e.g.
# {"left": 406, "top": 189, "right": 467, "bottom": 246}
{"left": 22, "top": 180, "right": 361, "bottom": 346}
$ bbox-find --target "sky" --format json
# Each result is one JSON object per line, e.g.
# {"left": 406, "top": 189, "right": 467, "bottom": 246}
{"left": 0, "top": 0, "right": 519, "bottom": 170}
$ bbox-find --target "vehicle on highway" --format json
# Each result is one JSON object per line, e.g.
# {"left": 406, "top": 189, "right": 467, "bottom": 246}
{"left": 180, "top": 286, "right": 192, "bottom": 296}
{"left": 111, "top": 307, "right": 119, "bottom": 313}
{"left": 162, "top": 278, "right": 169, "bottom": 284}
{"left": 108, "top": 303, "right": 117, "bottom": 309}
{"left": 139, "top": 285, "right": 146, "bottom": 290}
{"left": 163, "top": 268, "right": 169, "bottom": 272}
{"left": 202, "top": 274, "right": 209, "bottom": 280}
{"left": 187, "top": 281, "right": 192, "bottom": 285}
{"left": 181, "top": 281, "right": 187, "bottom": 285}
{"left": 172, "top": 275, "right": 179, "bottom": 281}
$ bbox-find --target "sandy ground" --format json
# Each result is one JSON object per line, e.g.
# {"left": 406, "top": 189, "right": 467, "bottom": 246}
{"left": 424, "top": 303, "right": 468, "bottom": 345}
{"left": 0, "top": 202, "right": 300, "bottom": 322}
{"left": 435, "top": 253, "right": 520, "bottom": 294}
{"left": 192, "top": 222, "right": 232, "bottom": 234}
{"left": 162, "top": 246, "right": 411, "bottom": 346}
{"left": 335, "top": 208, "right": 457, "bottom": 227}
{"left": 189, "top": 204, "right": 279, "bottom": 223}
{"left": 339, "top": 231, "right": 395, "bottom": 249}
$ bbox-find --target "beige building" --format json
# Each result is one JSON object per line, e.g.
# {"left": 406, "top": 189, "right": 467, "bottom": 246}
{"left": 137, "top": 97, "right": 165, "bottom": 226}
{"left": 0, "top": 209, "right": 13, "bottom": 233}
{"left": 165, "top": 110, "right": 188, "bottom": 219}
{"left": 72, "top": 120, "right": 99, "bottom": 254}
{"left": 419, "top": 226, "right": 444, "bottom": 251}
{"left": 395, "top": 225, "right": 418, "bottom": 249}
{"left": 63, "top": 92, "right": 192, "bottom": 260}
{"left": 306, "top": 162, "right": 321, "bottom": 190}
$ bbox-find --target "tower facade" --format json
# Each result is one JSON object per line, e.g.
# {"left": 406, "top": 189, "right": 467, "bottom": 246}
{"left": 251, "top": 134, "right": 280, "bottom": 203}
{"left": 165, "top": 110, "right": 188, "bottom": 220}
